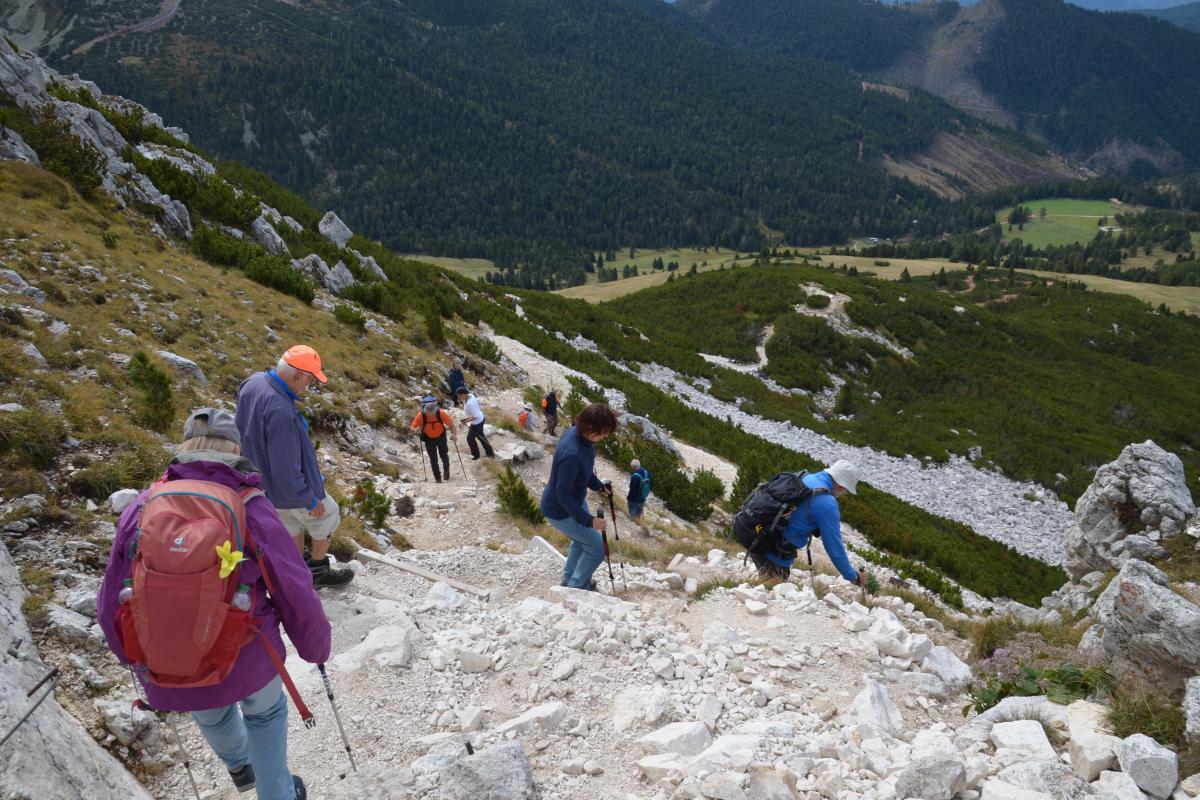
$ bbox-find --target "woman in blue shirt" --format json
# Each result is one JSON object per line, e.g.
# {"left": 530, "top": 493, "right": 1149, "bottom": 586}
{"left": 540, "top": 403, "right": 619, "bottom": 589}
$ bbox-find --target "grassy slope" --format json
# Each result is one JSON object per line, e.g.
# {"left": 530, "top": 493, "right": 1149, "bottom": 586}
{"left": 0, "top": 162, "right": 431, "bottom": 497}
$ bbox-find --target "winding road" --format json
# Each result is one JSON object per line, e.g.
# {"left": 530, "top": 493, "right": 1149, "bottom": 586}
{"left": 73, "top": 0, "right": 182, "bottom": 55}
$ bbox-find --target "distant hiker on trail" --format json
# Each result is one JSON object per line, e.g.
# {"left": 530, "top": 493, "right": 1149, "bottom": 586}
{"left": 448, "top": 359, "right": 465, "bottom": 406}
{"left": 235, "top": 345, "right": 354, "bottom": 588}
{"left": 97, "top": 409, "right": 330, "bottom": 800}
{"left": 542, "top": 390, "right": 559, "bottom": 436}
{"left": 740, "top": 459, "right": 867, "bottom": 587}
{"left": 518, "top": 402, "right": 536, "bottom": 432}
{"left": 627, "top": 459, "right": 651, "bottom": 522}
{"left": 540, "top": 403, "right": 620, "bottom": 590}
{"left": 456, "top": 385, "right": 495, "bottom": 460}
{"left": 412, "top": 395, "right": 457, "bottom": 483}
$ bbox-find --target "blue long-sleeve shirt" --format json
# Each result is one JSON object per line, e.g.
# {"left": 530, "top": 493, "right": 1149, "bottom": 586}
{"left": 235, "top": 370, "right": 325, "bottom": 511}
{"left": 765, "top": 471, "right": 858, "bottom": 582}
{"left": 541, "top": 426, "right": 605, "bottom": 527}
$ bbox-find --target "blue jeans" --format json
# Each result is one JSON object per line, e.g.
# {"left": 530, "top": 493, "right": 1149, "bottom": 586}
{"left": 627, "top": 500, "right": 645, "bottom": 519}
{"left": 191, "top": 677, "right": 295, "bottom": 800}
{"left": 548, "top": 513, "right": 605, "bottom": 589}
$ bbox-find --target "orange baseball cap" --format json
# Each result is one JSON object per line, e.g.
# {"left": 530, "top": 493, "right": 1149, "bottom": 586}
{"left": 282, "top": 345, "right": 328, "bottom": 383}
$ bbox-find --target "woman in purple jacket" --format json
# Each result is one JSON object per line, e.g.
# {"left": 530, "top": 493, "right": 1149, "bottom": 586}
{"left": 97, "top": 409, "right": 331, "bottom": 800}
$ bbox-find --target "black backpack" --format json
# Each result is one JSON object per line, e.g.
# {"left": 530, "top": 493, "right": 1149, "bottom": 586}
{"left": 732, "top": 471, "right": 827, "bottom": 562}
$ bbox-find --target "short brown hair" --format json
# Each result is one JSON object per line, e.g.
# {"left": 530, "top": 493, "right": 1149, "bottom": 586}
{"left": 574, "top": 403, "right": 618, "bottom": 438}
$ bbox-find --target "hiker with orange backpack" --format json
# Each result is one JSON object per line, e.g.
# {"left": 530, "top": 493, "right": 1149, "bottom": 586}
{"left": 411, "top": 395, "right": 458, "bottom": 483}
{"left": 96, "top": 409, "right": 330, "bottom": 800}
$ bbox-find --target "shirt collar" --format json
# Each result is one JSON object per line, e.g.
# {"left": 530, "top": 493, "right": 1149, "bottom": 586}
{"left": 267, "top": 369, "right": 299, "bottom": 402}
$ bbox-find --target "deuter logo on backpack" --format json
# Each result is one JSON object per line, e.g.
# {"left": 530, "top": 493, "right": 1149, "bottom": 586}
{"left": 169, "top": 534, "right": 189, "bottom": 554}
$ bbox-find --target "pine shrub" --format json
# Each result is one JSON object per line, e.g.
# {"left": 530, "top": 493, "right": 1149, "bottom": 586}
{"left": 496, "top": 465, "right": 544, "bottom": 524}
{"left": 334, "top": 305, "right": 366, "bottom": 330}
{"left": 127, "top": 351, "right": 175, "bottom": 433}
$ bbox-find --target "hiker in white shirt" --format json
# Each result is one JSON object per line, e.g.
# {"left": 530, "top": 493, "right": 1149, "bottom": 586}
{"left": 455, "top": 386, "right": 495, "bottom": 460}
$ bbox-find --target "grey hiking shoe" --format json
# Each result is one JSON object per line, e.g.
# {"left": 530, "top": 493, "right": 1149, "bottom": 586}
{"left": 308, "top": 557, "right": 354, "bottom": 587}
{"left": 229, "top": 764, "right": 254, "bottom": 793}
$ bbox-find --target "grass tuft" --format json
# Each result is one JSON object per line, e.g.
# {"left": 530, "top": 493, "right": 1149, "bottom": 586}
{"left": 691, "top": 577, "right": 738, "bottom": 601}
{"left": 1106, "top": 689, "right": 1188, "bottom": 751}
{"left": 968, "top": 616, "right": 1084, "bottom": 661}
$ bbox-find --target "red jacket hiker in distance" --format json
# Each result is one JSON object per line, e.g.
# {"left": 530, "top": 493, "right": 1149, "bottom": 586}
{"left": 96, "top": 453, "right": 331, "bottom": 711}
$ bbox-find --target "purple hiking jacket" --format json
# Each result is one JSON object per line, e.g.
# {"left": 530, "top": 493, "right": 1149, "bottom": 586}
{"left": 96, "top": 454, "right": 331, "bottom": 712}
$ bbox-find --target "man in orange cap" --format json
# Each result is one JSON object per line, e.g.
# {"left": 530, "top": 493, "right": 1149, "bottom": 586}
{"left": 236, "top": 345, "right": 354, "bottom": 587}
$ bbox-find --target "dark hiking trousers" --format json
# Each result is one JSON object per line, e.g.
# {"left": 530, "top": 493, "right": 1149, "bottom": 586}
{"left": 423, "top": 435, "right": 450, "bottom": 480}
{"left": 467, "top": 422, "right": 494, "bottom": 459}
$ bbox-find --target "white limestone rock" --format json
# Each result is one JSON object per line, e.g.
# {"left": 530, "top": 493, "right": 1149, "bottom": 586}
{"left": 1116, "top": 733, "right": 1180, "bottom": 800}
{"left": 156, "top": 349, "right": 207, "bottom": 384}
{"left": 0, "top": 125, "right": 39, "bottom": 165}
{"left": 991, "top": 720, "right": 1057, "bottom": 761}
{"left": 495, "top": 701, "right": 567, "bottom": 735}
{"left": 1069, "top": 731, "right": 1121, "bottom": 781}
{"left": 107, "top": 488, "right": 140, "bottom": 514}
{"left": 847, "top": 677, "right": 904, "bottom": 737}
{"left": 923, "top": 645, "right": 974, "bottom": 689}
{"left": 1065, "top": 440, "right": 1196, "bottom": 579}
{"left": 1185, "top": 676, "right": 1200, "bottom": 743}
{"left": 997, "top": 760, "right": 1093, "bottom": 797}
{"left": 439, "top": 741, "right": 533, "bottom": 800}
{"left": 319, "top": 210, "right": 354, "bottom": 247}
{"left": 638, "top": 721, "right": 712, "bottom": 757}
{"left": 979, "top": 778, "right": 1054, "bottom": 800}
{"left": 249, "top": 214, "right": 289, "bottom": 256}
{"left": 1093, "top": 769, "right": 1148, "bottom": 800}
{"left": 328, "top": 624, "right": 415, "bottom": 672}
{"left": 894, "top": 754, "right": 967, "bottom": 800}
{"left": 684, "top": 734, "right": 762, "bottom": 776}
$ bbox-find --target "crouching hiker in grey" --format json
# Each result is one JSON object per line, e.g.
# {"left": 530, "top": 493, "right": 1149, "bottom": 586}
{"left": 540, "top": 403, "right": 619, "bottom": 590}
{"left": 236, "top": 345, "right": 353, "bottom": 588}
{"left": 734, "top": 459, "right": 868, "bottom": 588}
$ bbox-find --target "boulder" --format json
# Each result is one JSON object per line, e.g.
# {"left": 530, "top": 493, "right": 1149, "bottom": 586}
{"left": 352, "top": 249, "right": 387, "bottom": 280}
{"left": 746, "top": 766, "right": 794, "bottom": 800}
{"left": 439, "top": 741, "right": 533, "bottom": 800}
{"left": 319, "top": 211, "right": 354, "bottom": 247}
{"left": 108, "top": 488, "right": 140, "bottom": 514}
{"left": 1069, "top": 731, "right": 1121, "bottom": 781}
{"left": 1065, "top": 441, "right": 1195, "bottom": 579}
{"left": 922, "top": 645, "right": 974, "bottom": 690}
{"left": 637, "top": 721, "right": 712, "bottom": 757}
{"left": 683, "top": 734, "right": 761, "bottom": 776}
{"left": 249, "top": 215, "right": 289, "bottom": 256}
{"left": 956, "top": 697, "right": 1069, "bottom": 750}
{"left": 894, "top": 754, "right": 967, "bottom": 800}
{"left": 1115, "top": 733, "right": 1179, "bottom": 800}
{"left": 997, "top": 760, "right": 1093, "bottom": 797}
{"left": 0, "top": 125, "right": 39, "bottom": 165}
{"left": 328, "top": 623, "right": 416, "bottom": 672}
{"left": 700, "top": 771, "right": 748, "bottom": 800}
{"left": 618, "top": 412, "right": 681, "bottom": 458}
{"left": 991, "top": 720, "right": 1057, "bottom": 761}
{"left": 328, "top": 261, "right": 356, "bottom": 294}
{"left": 156, "top": 349, "right": 207, "bottom": 385}
{"left": 45, "top": 603, "right": 95, "bottom": 646}
{"left": 1093, "top": 769, "right": 1148, "bottom": 800}
{"left": 0, "top": 541, "right": 155, "bottom": 798}
{"left": 293, "top": 253, "right": 356, "bottom": 294}
{"left": 846, "top": 677, "right": 904, "bottom": 737}
{"left": 1094, "top": 559, "right": 1200, "bottom": 692}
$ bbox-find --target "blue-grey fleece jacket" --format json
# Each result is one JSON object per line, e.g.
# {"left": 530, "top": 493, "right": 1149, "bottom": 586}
{"left": 235, "top": 370, "right": 325, "bottom": 511}
{"left": 764, "top": 471, "right": 858, "bottom": 582}
{"left": 541, "top": 426, "right": 605, "bottom": 527}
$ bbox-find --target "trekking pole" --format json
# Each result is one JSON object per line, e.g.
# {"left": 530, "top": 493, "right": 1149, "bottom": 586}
{"left": 317, "top": 664, "right": 358, "bottom": 776}
{"left": 1, "top": 638, "right": 61, "bottom": 749}
{"left": 605, "top": 488, "right": 628, "bottom": 594}
{"left": 452, "top": 437, "right": 468, "bottom": 479}
{"left": 806, "top": 542, "right": 815, "bottom": 594}
{"left": 600, "top": 529, "right": 616, "bottom": 594}
{"left": 416, "top": 437, "right": 428, "bottom": 482}
{"left": 120, "top": 663, "right": 202, "bottom": 800}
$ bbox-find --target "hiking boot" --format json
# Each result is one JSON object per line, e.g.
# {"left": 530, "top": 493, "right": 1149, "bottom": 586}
{"left": 434, "top": 476, "right": 442, "bottom": 483}
{"left": 308, "top": 557, "right": 354, "bottom": 587}
{"left": 229, "top": 764, "right": 255, "bottom": 793}
{"left": 293, "top": 775, "right": 307, "bottom": 800}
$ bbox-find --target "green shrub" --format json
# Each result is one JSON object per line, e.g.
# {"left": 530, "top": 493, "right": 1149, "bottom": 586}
{"left": 244, "top": 255, "right": 314, "bottom": 303}
{"left": 100, "top": 231, "right": 118, "bottom": 249}
{"left": 68, "top": 461, "right": 134, "bottom": 500}
{"left": 496, "top": 465, "right": 544, "bottom": 524}
{"left": 423, "top": 304, "right": 446, "bottom": 344}
{"left": 0, "top": 101, "right": 105, "bottom": 198}
{"left": 597, "top": 422, "right": 723, "bottom": 522}
{"left": 127, "top": 351, "right": 175, "bottom": 433}
{"left": 805, "top": 293, "right": 831, "bottom": 309}
{"left": 334, "top": 305, "right": 366, "bottom": 331}
{"left": 132, "top": 150, "right": 258, "bottom": 227}
{"left": 351, "top": 479, "right": 391, "bottom": 528}
{"left": 852, "top": 545, "right": 963, "bottom": 608}
{"left": 460, "top": 334, "right": 501, "bottom": 364}
{"left": 0, "top": 408, "right": 64, "bottom": 469}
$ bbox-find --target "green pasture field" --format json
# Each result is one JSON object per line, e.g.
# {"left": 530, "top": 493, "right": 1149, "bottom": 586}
{"left": 996, "top": 198, "right": 1129, "bottom": 249}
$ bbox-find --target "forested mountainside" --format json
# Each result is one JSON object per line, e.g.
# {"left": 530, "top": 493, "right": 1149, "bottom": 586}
{"left": 1142, "top": 0, "right": 1200, "bottom": 30}
{"left": 678, "top": 0, "right": 1200, "bottom": 175}
{"left": 4, "top": 0, "right": 1065, "bottom": 285}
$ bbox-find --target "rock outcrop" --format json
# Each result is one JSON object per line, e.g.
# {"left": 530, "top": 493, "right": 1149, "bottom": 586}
{"left": 1064, "top": 441, "right": 1195, "bottom": 579}
{"left": 319, "top": 210, "right": 354, "bottom": 247}
{"left": 0, "top": 542, "right": 154, "bottom": 799}
{"left": 249, "top": 214, "right": 289, "bottom": 256}
{"left": 293, "top": 254, "right": 357, "bottom": 294}
{"left": 619, "top": 412, "right": 682, "bottom": 459}
{"left": 1093, "top": 559, "right": 1200, "bottom": 693}
{"left": 0, "top": 125, "right": 39, "bottom": 165}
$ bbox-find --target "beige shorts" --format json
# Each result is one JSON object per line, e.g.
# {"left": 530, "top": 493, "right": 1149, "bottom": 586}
{"left": 275, "top": 494, "right": 341, "bottom": 540}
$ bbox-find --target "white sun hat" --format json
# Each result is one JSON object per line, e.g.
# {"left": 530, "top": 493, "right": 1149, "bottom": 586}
{"left": 826, "top": 460, "right": 861, "bottom": 494}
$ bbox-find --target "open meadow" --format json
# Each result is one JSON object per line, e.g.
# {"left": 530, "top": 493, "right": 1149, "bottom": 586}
{"left": 995, "top": 197, "right": 1129, "bottom": 248}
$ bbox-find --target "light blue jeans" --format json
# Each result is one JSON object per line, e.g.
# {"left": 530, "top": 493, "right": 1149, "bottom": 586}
{"left": 548, "top": 513, "right": 605, "bottom": 589}
{"left": 191, "top": 677, "right": 295, "bottom": 800}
